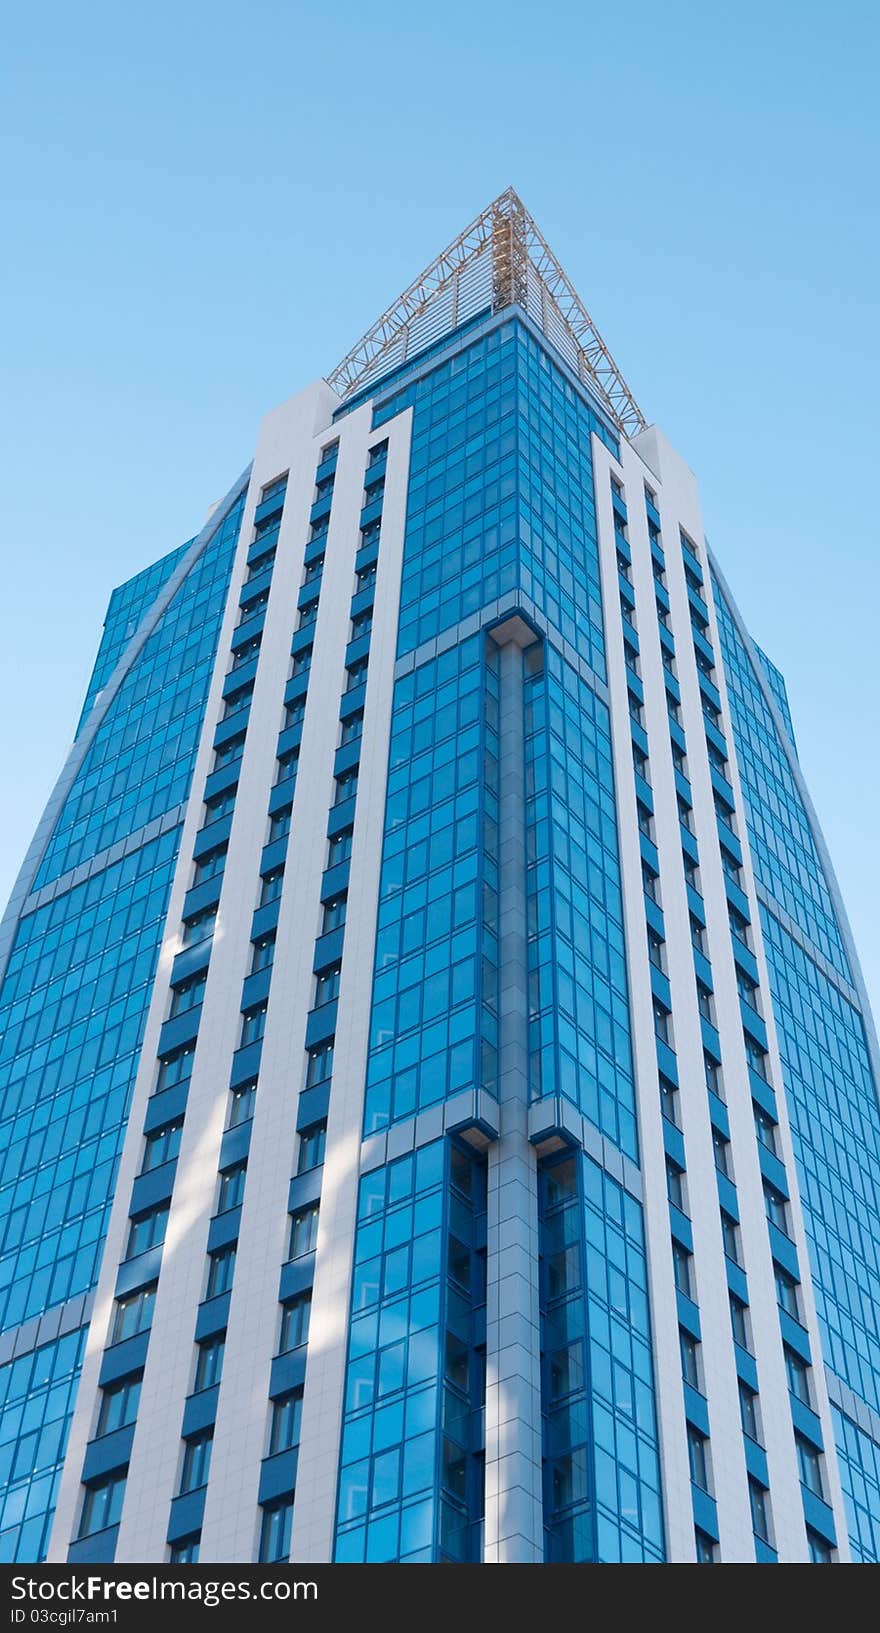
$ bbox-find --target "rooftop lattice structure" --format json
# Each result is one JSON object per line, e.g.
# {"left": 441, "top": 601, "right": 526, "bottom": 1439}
{"left": 326, "top": 187, "right": 646, "bottom": 439}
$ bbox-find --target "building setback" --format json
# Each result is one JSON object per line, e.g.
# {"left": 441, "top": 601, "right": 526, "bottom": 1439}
{"left": 1, "top": 191, "right": 879, "bottom": 1565}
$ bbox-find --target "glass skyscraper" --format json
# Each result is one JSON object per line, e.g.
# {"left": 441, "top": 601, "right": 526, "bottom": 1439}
{"left": 2, "top": 190, "right": 878, "bottom": 1566}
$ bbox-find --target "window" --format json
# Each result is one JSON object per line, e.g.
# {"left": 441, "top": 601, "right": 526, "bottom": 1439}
{"left": 694, "top": 1529, "right": 716, "bottom": 1564}
{"left": 340, "top": 712, "right": 363, "bottom": 747}
{"left": 297, "top": 1122, "right": 327, "bottom": 1174}
{"left": 261, "top": 473, "right": 288, "bottom": 504}
{"left": 327, "top": 829, "right": 353, "bottom": 868}
{"left": 322, "top": 896, "right": 347, "bottom": 934}
{"left": 773, "top": 1267, "right": 803, "bottom": 1319}
{"left": 290, "top": 648, "right": 312, "bottom": 680}
{"left": 753, "top": 1106, "right": 778, "bottom": 1154}
{"left": 367, "top": 439, "right": 387, "bottom": 467}
{"left": 763, "top": 1184, "right": 788, "bottom": 1235}
{"left": 126, "top": 1205, "right": 169, "bottom": 1259}
{"left": 206, "top": 1246, "right": 236, "bottom": 1299}
{"left": 289, "top": 1204, "right": 319, "bottom": 1260}
{"left": 671, "top": 744, "right": 687, "bottom": 779}
{"left": 314, "top": 965, "right": 341, "bottom": 1007}
{"left": 240, "top": 1005, "right": 267, "bottom": 1046}
{"left": 217, "top": 1163, "right": 247, "bottom": 1214}
{"left": 807, "top": 1531, "right": 833, "bottom": 1564}
{"left": 112, "top": 1285, "right": 156, "bottom": 1343}
{"left": 142, "top": 1120, "right": 183, "bottom": 1172}
{"left": 230, "top": 635, "right": 261, "bottom": 670}
{"left": 298, "top": 599, "right": 318, "bottom": 631}
{"left": 334, "top": 770, "right": 358, "bottom": 805}
{"left": 796, "top": 1436, "right": 824, "bottom": 1497}
{"left": 610, "top": 474, "right": 623, "bottom": 498}
{"left": 697, "top": 982, "right": 714, "bottom": 1024}
{"left": 680, "top": 1329, "right": 700, "bottom": 1390}
{"left": 250, "top": 935, "right": 275, "bottom": 975}
{"left": 268, "top": 808, "right": 291, "bottom": 845}
{"left": 356, "top": 563, "right": 377, "bottom": 593}
{"left": 744, "top": 1035, "right": 770, "bottom": 1082}
{"left": 730, "top": 1294, "right": 750, "bottom": 1351}
{"left": 632, "top": 744, "right": 649, "bottom": 783}
{"left": 690, "top": 915, "right": 707, "bottom": 956}
{"left": 212, "top": 738, "right": 244, "bottom": 771}
{"left": 192, "top": 847, "right": 227, "bottom": 887}
{"left": 704, "top": 1052, "right": 723, "bottom": 1099}
{"left": 156, "top": 1046, "right": 194, "bottom": 1094}
{"left": 712, "top": 1129, "right": 732, "bottom": 1178}
{"left": 346, "top": 658, "right": 369, "bottom": 691}
{"left": 260, "top": 868, "right": 284, "bottom": 906}
{"left": 688, "top": 1426, "right": 710, "bottom": 1492}
{"left": 194, "top": 1334, "right": 225, "bottom": 1393}
{"left": 180, "top": 1431, "right": 213, "bottom": 1494}
{"left": 97, "top": 1375, "right": 142, "bottom": 1437}
{"left": 647, "top": 927, "right": 665, "bottom": 971}
{"left": 259, "top": 1499, "right": 293, "bottom": 1564}
{"left": 739, "top": 1382, "right": 760, "bottom": 1443}
{"left": 269, "top": 1389, "right": 303, "bottom": 1455}
{"left": 627, "top": 689, "right": 643, "bottom": 726}
{"left": 169, "top": 1536, "right": 200, "bottom": 1563}
{"left": 677, "top": 794, "right": 694, "bottom": 832}
{"left": 280, "top": 1290, "right": 311, "bottom": 1353}
{"left": 228, "top": 1081, "right": 257, "bottom": 1128}
{"left": 284, "top": 697, "right": 306, "bottom": 730}
{"left": 721, "top": 1213, "right": 741, "bottom": 1266}
{"left": 169, "top": 972, "right": 207, "bottom": 1018}
{"left": 636, "top": 800, "right": 654, "bottom": 839}
{"left": 736, "top": 968, "right": 759, "bottom": 1009}
{"left": 350, "top": 612, "right": 372, "bottom": 642}
{"left": 275, "top": 752, "right": 297, "bottom": 789}
{"left": 748, "top": 1478, "right": 771, "bottom": 1543}
{"left": 653, "top": 999, "right": 671, "bottom": 1045}
{"left": 682, "top": 851, "right": 699, "bottom": 891}
{"left": 784, "top": 1347, "right": 811, "bottom": 1406}
{"left": 666, "top": 1160, "right": 685, "bottom": 1213}
{"left": 182, "top": 907, "right": 217, "bottom": 947}
{"left": 642, "top": 862, "right": 659, "bottom": 902}
{"left": 79, "top": 1474, "right": 126, "bottom": 1538}
{"left": 672, "top": 1241, "right": 692, "bottom": 1298}
{"left": 305, "top": 1043, "right": 334, "bottom": 1088}
{"left": 659, "top": 1073, "right": 679, "bottom": 1126}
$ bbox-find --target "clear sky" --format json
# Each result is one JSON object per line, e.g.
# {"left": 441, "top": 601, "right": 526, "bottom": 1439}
{"left": 2, "top": 1, "right": 878, "bottom": 1008}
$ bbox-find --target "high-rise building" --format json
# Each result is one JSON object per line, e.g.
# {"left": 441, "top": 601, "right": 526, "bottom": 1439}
{"left": 1, "top": 190, "right": 878, "bottom": 1567}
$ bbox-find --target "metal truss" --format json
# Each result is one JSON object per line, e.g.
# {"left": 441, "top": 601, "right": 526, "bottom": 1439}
{"left": 326, "top": 187, "right": 646, "bottom": 439}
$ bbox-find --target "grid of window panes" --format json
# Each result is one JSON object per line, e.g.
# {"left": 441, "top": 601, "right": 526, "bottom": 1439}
{"left": 0, "top": 1328, "right": 87, "bottom": 1562}
{"left": 34, "top": 496, "right": 245, "bottom": 886}
{"left": 334, "top": 1139, "right": 486, "bottom": 1562}
{"left": 712, "top": 580, "right": 849, "bottom": 978}
{"left": 832, "top": 1407, "right": 880, "bottom": 1562}
{"left": 715, "top": 574, "right": 880, "bottom": 1558}
{"left": 759, "top": 907, "right": 880, "bottom": 1416}
{"left": 375, "top": 317, "right": 616, "bottom": 671}
{"left": 0, "top": 827, "right": 182, "bottom": 1332}
{"left": 538, "top": 1151, "right": 663, "bottom": 1562}
{"left": 363, "top": 636, "right": 497, "bottom": 1135}
{"left": 524, "top": 642, "right": 637, "bottom": 1160}
{"left": 76, "top": 541, "right": 192, "bottom": 735}
{"left": 753, "top": 643, "right": 797, "bottom": 749}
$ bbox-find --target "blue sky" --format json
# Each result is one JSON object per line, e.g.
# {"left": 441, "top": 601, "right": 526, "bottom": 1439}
{"left": 2, "top": 1, "right": 878, "bottom": 1007}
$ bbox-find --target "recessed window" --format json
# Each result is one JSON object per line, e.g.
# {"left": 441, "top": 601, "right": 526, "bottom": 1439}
{"left": 180, "top": 1431, "right": 213, "bottom": 1494}
{"left": 314, "top": 965, "right": 341, "bottom": 1008}
{"left": 217, "top": 1163, "right": 247, "bottom": 1214}
{"left": 126, "top": 1204, "right": 169, "bottom": 1260}
{"left": 764, "top": 1184, "right": 789, "bottom": 1235}
{"left": 672, "top": 1241, "right": 693, "bottom": 1298}
{"left": 112, "top": 1285, "right": 156, "bottom": 1343}
{"left": 194, "top": 1334, "right": 225, "bottom": 1393}
{"left": 142, "top": 1120, "right": 183, "bottom": 1173}
{"left": 79, "top": 1474, "right": 126, "bottom": 1539}
{"left": 784, "top": 1346, "right": 811, "bottom": 1406}
{"left": 712, "top": 1128, "right": 732, "bottom": 1178}
{"left": 680, "top": 1329, "right": 700, "bottom": 1390}
{"left": 259, "top": 869, "right": 284, "bottom": 907}
{"left": 250, "top": 935, "right": 276, "bottom": 975}
{"left": 206, "top": 1246, "right": 236, "bottom": 1300}
{"left": 269, "top": 1389, "right": 303, "bottom": 1455}
{"left": 259, "top": 1498, "right": 293, "bottom": 1563}
{"left": 280, "top": 1290, "right": 312, "bottom": 1353}
{"left": 228, "top": 1081, "right": 257, "bottom": 1128}
{"left": 687, "top": 1426, "right": 711, "bottom": 1492}
{"left": 240, "top": 1005, "right": 267, "bottom": 1047}
{"left": 297, "top": 1121, "right": 327, "bottom": 1174}
{"left": 754, "top": 1106, "right": 778, "bottom": 1154}
{"left": 659, "top": 1074, "right": 679, "bottom": 1126}
{"left": 748, "top": 1478, "right": 771, "bottom": 1544}
{"left": 721, "top": 1212, "right": 741, "bottom": 1266}
{"left": 169, "top": 1536, "right": 200, "bottom": 1563}
{"left": 694, "top": 1529, "right": 716, "bottom": 1564}
{"left": 739, "top": 1382, "right": 760, "bottom": 1443}
{"left": 322, "top": 896, "right": 347, "bottom": 934}
{"left": 169, "top": 971, "right": 207, "bottom": 1018}
{"left": 305, "top": 1043, "right": 334, "bottom": 1089}
{"left": 97, "top": 1374, "right": 142, "bottom": 1437}
{"left": 289, "top": 1204, "right": 320, "bottom": 1260}
{"left": 730, "top": 1294, "right": 751, "bottom": 1351}
{"left": 666, "top": 1160, "right": 685, "bottom": 1213}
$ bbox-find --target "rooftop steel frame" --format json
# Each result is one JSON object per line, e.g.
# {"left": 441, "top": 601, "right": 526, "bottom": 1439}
{"left": 327, "top": 187, "right": 646, "bottom": 438}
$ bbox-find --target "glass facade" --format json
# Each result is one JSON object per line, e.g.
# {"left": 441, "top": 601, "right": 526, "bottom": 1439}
{"left": 715, "top": 574, "right": 880, "bottom": 1560}
{"left": 0, "top": 493, "right": 244, "bottom": 1561}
